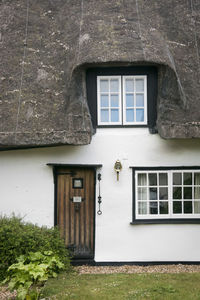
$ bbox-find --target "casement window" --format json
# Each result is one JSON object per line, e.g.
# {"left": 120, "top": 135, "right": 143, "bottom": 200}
{"left": 86, "top": 67, "right": 157, "bottom": 132}
{"left": 132, "top": 168, "right": 200, "bottom": 224}
{"left": 97, "top": 75, "right": 147, "bottom": 125}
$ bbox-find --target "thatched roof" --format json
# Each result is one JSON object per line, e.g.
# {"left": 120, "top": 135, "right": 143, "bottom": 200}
{"left": 0, "top": 0, "right": 200, "bottom": 149}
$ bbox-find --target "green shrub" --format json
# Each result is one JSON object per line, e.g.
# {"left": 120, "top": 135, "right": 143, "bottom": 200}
{"left": 0, "top": 215, "right": 70, "bottom": 281}
{"left": 3, "top": 251, "right": 65, "bottom": 300}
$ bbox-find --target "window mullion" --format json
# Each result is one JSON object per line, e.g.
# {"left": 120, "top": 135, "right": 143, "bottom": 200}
{"left": 108, "top": 78, "right": 111, "bottom": 123}
{"left": 192, "top": 171, "right": 194, "bottom": 214}
{"left": 181, "top": 171, "right": 183, "bottom": 216}
{"left": 134, "top": 77, "right": 136, "bottom": 123}
{"left": 121, "top": 76, "right": 123, "bottom": 125}
{"left": 135, "top": 172, "right": 138, "bottom": 218}
{"left": 169, "top": 171, "right": 172, "bottom": 217}
{"left": 147, "top": 171, "right": 149, "bottom": 215}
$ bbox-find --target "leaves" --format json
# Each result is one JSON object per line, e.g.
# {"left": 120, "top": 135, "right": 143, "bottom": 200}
{"left": 4, "top": 251, "right": 65, "bottom": 300}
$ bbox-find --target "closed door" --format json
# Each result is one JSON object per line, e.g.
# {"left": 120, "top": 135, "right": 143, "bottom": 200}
{"left": 56, "top": 168, "right": 95, "bottom": 259}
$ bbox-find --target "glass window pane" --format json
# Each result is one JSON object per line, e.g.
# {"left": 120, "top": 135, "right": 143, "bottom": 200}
{"left": 160, "top": 202, "right": 168, "bottom": 214}
{"left": 194, "top": 201, "right": 200, "bottom": 213}
{"left": 149, "top": 173, "right": 157, "bottom": 186}
{"left": 126, "top": 94, "right": 134, "bottom": 107}
{"left": 138, "top": 173, "right": 147, "bottom": 186}
{"left": 149, "top": 187, "right": 157, "bottom": 200}
{"left": 173, "top": 201, "right": 182, "bottom": 214}
{"left": 101, "top": 109, "right": 109, "bottom": 122}
{"left": 136, "top": 109, "right": 144, "bottom": 122}
{"left": 150, "top": 202, "right": 158, "bottom": 214}
{"left": 138, "top": 187, "right": 147, "bottom": 200}
{"left": 135, "top": 79, "right": 144, "bottom": 92}
{"left": 194, "top": 187, "right": 200, "bottom": 199}
{"left": 173, "top": 173, "right": 182, "bottom": 185}
{"left": 126, "top": 109, "right": 134, "bottom": 122}
{"left": 138, "top": 202, "right": 147, "bottom": 214}
{"left": 159, "top": 187, "right": 168, "bottom": 200}
{"left": 125, "top": 79, "right": 134, "bottom": 92}
{"left": 111, "top": 95, "right": 119, "bottom": 107}
{"left": 159, "top": 173, "right": 168, "bottom": 186}
{"left": 184, "top": 173, "right": 192, "bottom": 185}
{"left": 100, "top": 80, "right": 109, "bottom": 92}
{"left": 184, "top": 187, "right": 192, "bottom": 199}
{"left": 136, "top": 94, "right": 144, "bottom": 107}
{"left": 184, "top": 201, "right": 192, "bottom": 214}
{"left": 194, "top": 173, "right": 200, "bottom": 185}
{"left": 100, "top": 95, "right": 109, "bottom": 107}
{"left": 110, "top": 79, "right": 119, "bottom": 92}
{"left": 173, "top": 187, "right": 182, "bottom": 199}
{"left": 111, "top": 109, "right": 119, "bottom": 122}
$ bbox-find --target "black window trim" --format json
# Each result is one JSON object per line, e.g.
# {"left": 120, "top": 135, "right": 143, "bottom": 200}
{"left": 130, "top": 166, "right": 200, "bottom": 225}
{"left": 86, "top": 66, "right": 158, "bottom": 133}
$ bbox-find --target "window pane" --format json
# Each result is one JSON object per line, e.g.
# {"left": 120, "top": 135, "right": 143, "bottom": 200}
{"left": 100, "top": 95, "right": 109, "bottom": 107}
{"left": 159, "top": 173, "right": 168, "bottom": 186}
{"left": 126, "top": 109, "right": 134, "bottom": 122}
{"left": 136, "top": 94, "right": 144, "bottom": 107}
{"left": 194, "top": 173, "right": 200, "bottom": 185}
{"left": 173, "top": 201, "right": 182, "bottom": 214}
{"left": 159, "top": 187, "right": 168, "bottom": 200}
{"left": 173, "top": 187, "right": 182, "bottom": 199}
{"left": 125, "top": 79, "right": 134, "bottom": 92}
{"left": 126, "top": 94, "right": 134, "bottom": 107}
{"left": 111, "top": 95, "right": 119, "bottom": 107}
{"left": 111, "top": 109, "right": 119, "bottom": 122}
{"left": 160, "top": 202, "right": 168, "bottom": 214}
{"left": 184, "top": 187, "right": 192, "bottom": 199}
{"left": 184, "top": 201, "right": 192, "bottom": 213}
{"left": 100, "top": 80, "right": 109, "bottom": 92}
{"left": 149, "top": 188, "right": 157, "bottom": 200}
{"left": 149, "top": 173, "right": 157, "bottom": 186}
{"left": 194, "top": 201, "right": 200, "bottom": 213}
{"left": 136, "top": 109, "right": 144, "bottom": 122}
{"left": 150, "top": 202, "right": 158, "bottom": 214}
{"left": 110, "top": 79, "right": 119, "bottom": 92}
{"left": 194, "top": 187, "right": 200, "bottom": 199}
{"left": 138, "top": 173, "right": 147, "bottom": 186}
{"left": 101, "top": 109, "right": 109, "bottom": 122}
{"left": 138, "top": 202, "right": 147, "bottom": 214}
{"left": 138, "top": 187, "right": 147, "bottom": 200}
{"left": 173, "top": 173, "right": 182, "bottom": 185}
{"left": 135, "top": 79, "right": 144, "bottom": 92}
{"left": 184, "top": 173, "right": 192, "bottom": 185}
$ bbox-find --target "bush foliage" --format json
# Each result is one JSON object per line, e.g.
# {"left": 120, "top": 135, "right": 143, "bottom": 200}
{"left": 4, "top": 251, "right": 65, "bottom": 300}
{"left": 0, "top": 215, "right": 70, "bottom": 281}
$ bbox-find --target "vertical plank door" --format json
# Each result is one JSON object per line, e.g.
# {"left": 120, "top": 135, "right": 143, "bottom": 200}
{"left": 56, "top": 168, "right": 95, "bottom": 259}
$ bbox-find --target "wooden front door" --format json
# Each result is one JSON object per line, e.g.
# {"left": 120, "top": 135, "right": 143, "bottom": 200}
{"left": 56, "top": 168, "right": 95, "bottom": 259}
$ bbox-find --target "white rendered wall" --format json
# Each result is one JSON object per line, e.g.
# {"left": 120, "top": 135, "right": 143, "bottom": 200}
{"left": 1, "top": 128, "right": 200, "bottom": 261}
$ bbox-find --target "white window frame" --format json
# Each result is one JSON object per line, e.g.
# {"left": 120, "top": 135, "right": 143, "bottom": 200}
{"left": 97, "top": 75, "right": 147, "bottom": 126}
{"left": 123, "top": 76, "right": 147, "bottom": 125}
{"left": 97, "top": 76, "right": 122, "bottom": 125}
{"left": 135, "top": 169, "right": 200, "bottom": 220}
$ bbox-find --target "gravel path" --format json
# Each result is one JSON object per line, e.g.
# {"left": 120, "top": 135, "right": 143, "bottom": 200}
{"left": 75, "top": 264, "right": 200, "bottom": 274}
{"left": 0, "top": 287, "right": 16, "bottom": 300}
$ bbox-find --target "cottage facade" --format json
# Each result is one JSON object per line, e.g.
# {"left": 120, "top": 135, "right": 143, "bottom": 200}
{"left": 0, "top": 0, "right": 200, "bottom": 263}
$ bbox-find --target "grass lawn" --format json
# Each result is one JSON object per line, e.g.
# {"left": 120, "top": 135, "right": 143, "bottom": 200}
{"left": 40, "top": 272, "right": 200, "bottom": 300}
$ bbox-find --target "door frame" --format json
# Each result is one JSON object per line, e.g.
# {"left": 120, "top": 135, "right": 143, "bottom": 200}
{"left": 48, "top": 163, "right": 102, "bottom": 260}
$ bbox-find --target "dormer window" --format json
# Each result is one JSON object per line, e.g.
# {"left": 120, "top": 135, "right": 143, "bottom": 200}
{"left": 97, "top": 75, "right": 147, "bottom": 125}
{"left": 86, "top": 66, "right": 157, "bottom": 132}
